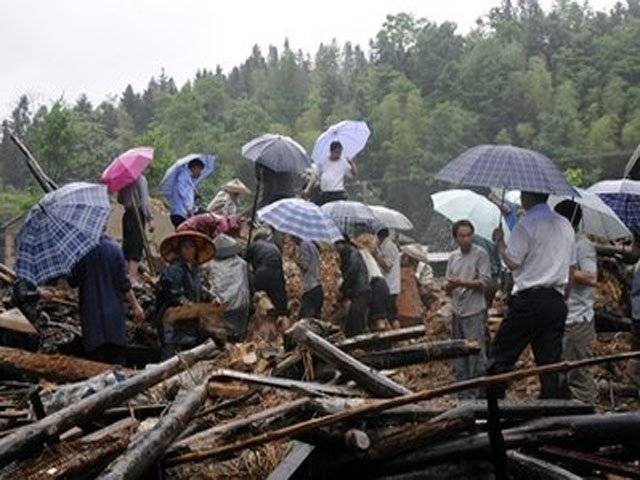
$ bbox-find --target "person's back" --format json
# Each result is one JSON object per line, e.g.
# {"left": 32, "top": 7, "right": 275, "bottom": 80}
{"left": 257, "top": 165, "right": 296, "bottom": 209}
{"left": 248, "top": 239, "right": 283, "bottom": 271}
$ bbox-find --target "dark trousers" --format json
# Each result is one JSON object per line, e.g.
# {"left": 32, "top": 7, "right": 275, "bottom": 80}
{"left": 318, "top": 190, "right": 348, "bottom": 206}
{"left": 301, "top": 285, "right": 323, "bottom": 319}
{"left": 388, "top": 294, "right": 398, "bottom": 321}
{"left": 87, "top": 343, "right": 127, "bottom": 366}
{"left": 122, "top": 208, "right": 145, "bottom": 262}
{"left": 488, "top": 287, "right": 567, "bottom": 399}
{"left": 254, "top": 267, "right": 288, "bottom": 315}
{"left": 170, "top": 214, "right": 186, "bottom": 229}
{"left": 369, "top": 277, "right": 390, "bottom": 323}
{"left": 344, "top": 291, "right": 370, "bottom": 337}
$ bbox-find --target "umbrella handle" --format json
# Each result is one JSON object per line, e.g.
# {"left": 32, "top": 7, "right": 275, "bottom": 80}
{"left": 245, "top": 171, "right": 262, "bottom": 256}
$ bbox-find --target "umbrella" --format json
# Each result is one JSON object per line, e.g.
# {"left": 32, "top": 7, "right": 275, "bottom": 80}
{"left": 258, "top": 198, "right": 343, "bottom": 243}
{"left": 160, "top": 153, "right": 216, "bottom": 198}
{"left": 435, "top": 145, "right": 577, "bottom": 196}
{"left": 101, "top": 146, "right": 154, "bottom": 193}
{"left": 320, "top": 200, "right": 382, "bottom": 235}
{"left": 548, "top": 187, "right": 631, "bottom": 240}
{"left": 369, "top": 205, "right": 413, "bottom": 231}
{"left": 431, "top": 189, "right": 511, "bottom": 241}
{"left": 15, "top": 183, "right": 111, "bottom": 285}
{"left": 587, "top": 179, "right": 640, "bottom": 231}
{"left": 241, "top": 134, "right": 311, "bottom": 174}
{"left": 312, "top": 120, "right": 370, "bottom": 164}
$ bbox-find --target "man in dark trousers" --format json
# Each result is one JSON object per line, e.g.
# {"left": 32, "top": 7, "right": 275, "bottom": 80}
{"left": 68, "top": 235, "right": 144, "bottom": 365}
{"left": 247, "top": 230, "right": 288, "bottom": 316}
{"left": 336, "top": 237, "right": 371, "bottom": 336}
{"left": 491, "top": 191, "right": 575, "bottom": 398}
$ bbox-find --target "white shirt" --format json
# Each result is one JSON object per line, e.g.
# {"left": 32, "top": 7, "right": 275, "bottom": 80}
{"left": 506, "top": 203, "right": 576, "bottom": 295}
{"left": 380, "top": 237, "right": 401, "bottom": 294}
{"left": 359, "top": 249, "right": 383, "bottom": 281}
{"left": 317, "top": 157, "right": 352, "bottom": 192}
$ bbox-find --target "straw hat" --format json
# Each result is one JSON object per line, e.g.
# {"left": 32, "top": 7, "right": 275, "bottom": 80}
{"left": 160, "top": 231, "right": 216, "bottom": 265}
{"left": 401, "top": 243, "right": 429, "bottom": 264}
{"left": 223, "top": 178, "right": 251, "bottom": 195}
{"left": 213, "top": 234, "right": 242, "bottom": 259}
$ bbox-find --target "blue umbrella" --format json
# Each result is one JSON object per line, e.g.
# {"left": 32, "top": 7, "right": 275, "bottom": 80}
{"left": 242, "top": 134, "right": 311, "bottom": 174}
{"left": 159, "top": 153, "right": 216, "bottom": 198}
{"left": 435, "top": 145, "right": 577, "bottom": 197}
{"left": 258, "top": 198, "right": 343, "bottom": 243}
{"left": 320, "top": 200, "right": 383, "bottom": 235}
{"left": 587, "top": 179, "right": 640, "bottom": 231}
{"left": 15, "top": 183, "right": 111, "bottom": 285}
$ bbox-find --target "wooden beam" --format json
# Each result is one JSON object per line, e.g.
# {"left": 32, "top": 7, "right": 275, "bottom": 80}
{"left": 356, "top": 340, "right": 480, "bottom": 369}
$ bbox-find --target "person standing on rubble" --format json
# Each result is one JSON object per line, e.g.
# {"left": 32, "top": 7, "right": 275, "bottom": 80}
{"left": 68, "top": 234, "right": 145, "bottom": 365}
{"left": 554, "top": 200, "right": 598, "bottom": 403}
{"left": 246, "top": 230, "right": 288, "bottom": 316}
{"left": 375, "top": 228, "right": 401, "bottom": 329}
{"left": 311, "top": 141, "right": 357, "bottom": 206}
{"left": 293, "top": 237, "right": 323, "bottom": 319}
{"left": 336, "top": 237, "right": 371, "bottom": 336}
{"left": 491, "top": 191, "right": 575, "bottom": 399}
{"left": 117, "top": 174, "right": 153, "bottom": 286}
{"left": 445, "top": 220, "right": 491, "bottom": 398}
{"left": 168, "top": 158, "right": 205, "bottom": 228}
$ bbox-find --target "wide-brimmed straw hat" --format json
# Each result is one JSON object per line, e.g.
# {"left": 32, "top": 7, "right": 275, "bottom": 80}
{"left": 401, "top": 243, "right": 429, "bottom": 264}
{"left": 223, "top": 178, "right": 251, "bottom": 195}
{"left": 160, "top": 231, "right": 216, "bottom": 265}
{"left": 213, "top": 233, "right": 242, "bottom": 259}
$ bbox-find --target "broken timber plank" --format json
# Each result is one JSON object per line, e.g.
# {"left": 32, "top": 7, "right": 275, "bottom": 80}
{"left": 507, "top": 450, "right": 582, "bottom": 480}
{"left": 291, "top": 321, "right": 412, "bottom": 398}
{"left": 356, "top": 340, "right": 480, "bottom": 369}
{"left": 336, "top": 325, "right": 426, "bottom": 351}
{"left": 0, "top": 346, "right": 115, "bottom": 382}
{"left": 210, "top": 369, "right": 360, "bottom": 397}
{"left": 97, "top": 383, "right": 208, "bottom": 480}
{"left": 0, "top": 309, "right": 37, "bottom": 335}
{"left": 0, "top": 340, "right": 218, "bottom": 467}
{"left": 266, "top": 441, "right": 316, "bottom": 480}
{"left": 432, "top": 399, "right": 594, "bottom": 422}
{"left": 539, "top": 445, "right": 640, "bottom": 478}
{"left": 162, "top": 302, "right": 225, "bottom": 325}
{"left": 163, "top": 351, "right": 640, "bottom": 466}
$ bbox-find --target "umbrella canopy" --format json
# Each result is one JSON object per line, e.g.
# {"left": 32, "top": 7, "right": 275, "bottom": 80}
{"left": 431, "top": 189, "right": 510, "bottom": 241}
{"left": 587, "top": 179, "right": 640, "bottom": 231}
{"left": 312, "top": 120, "right": 371, "bottom": 164}
{"left": 258, "top": 198, "right": 343, "bottom": 243}
{"left": 369, "top": 205, "right": 413, "bottom": 231}
{"left": 435, "top": 145, "right": 577, "bottom": 196}
{"left": 15, "top": 183, "right": 111, "bottom": 285}
{"left": 242, "top": 134, "right": 311, "bottom": 174}
{"left": 549, "top": 187, "right": 631, "bottom": 240}
{"left": 320, "top": 200, "right": 382, "bottom": 235}
{"left": 101, "top": 146, "right": 154, "bottom": 193}
{"left": 160, "top": 153, "right": 216, "bottom": 198}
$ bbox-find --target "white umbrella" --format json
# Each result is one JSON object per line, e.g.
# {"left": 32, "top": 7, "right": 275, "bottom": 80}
{"left": 549, "top": 187, "right": 631, "bottom": 240}
{"left": 311, "top": 120, "right": 370, "bottom": 163}
{"left": 431, "top": 189, "right": 510, "bottom": 241}
{"left": 369, "top": 205, "right": 413, "bottom": 231}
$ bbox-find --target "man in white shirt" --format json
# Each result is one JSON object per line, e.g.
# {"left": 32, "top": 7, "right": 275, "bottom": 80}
{"left": 492, "top": 191, "right": 575, "bottom": 399}
{"left": 446, "top": 220, "right": 491, "bottom": 398}
{"left": 555, "top": 200, "right": 598, "bottom": 403}
{"left": 375, "top": 228, "right": 401, "bottom": 328}
{"left": 359, "top": 246, "right": 391, "bottom": 331}
{"left": 316, "top": 141, "right": 356, "bottom": 205}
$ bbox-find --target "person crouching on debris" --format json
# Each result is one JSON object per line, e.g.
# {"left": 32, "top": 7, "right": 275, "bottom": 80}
{"left": 445, "top": 220, "right": 491, "bottom": 398}
{"left": 155, "top": 231, "right": 216, "bottom": 359}
{"left": 292, "top": 237, "right": 323, "bottom": 319}
{"left": 208, "top": 178, "right": 251, "bottom": 216}
{"left": 335, "top": 237, "right": 371, "bottom": 336}
{"left": 246, "top": 229, "right": 289, "bottom": 317}
{"left": 356, "top": 233, "right": 392, "bottom": 332}
{"left": 68, "top": 234, "right": 145, "bottom": 365}
{"left": 555, "top": 200, "right": 598, "bottom": 403}
{"left": 210, "top": 234, "right": 251, "bottom": 342}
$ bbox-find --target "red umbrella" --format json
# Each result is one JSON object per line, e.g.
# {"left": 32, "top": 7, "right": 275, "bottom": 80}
{"left": 101, "top": 146, "right": 154, "bottom": 193}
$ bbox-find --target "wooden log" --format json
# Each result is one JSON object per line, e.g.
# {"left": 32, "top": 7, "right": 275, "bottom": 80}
{"left": 507, "top": 450, "right": 582, "bottom": 480}
{"left": 356, "top": 340, "right": 480, "bottom": 369}
{"left": 291, "top": 322, "right": 412, "bottom": 398}
{"left": 296, "top": 427, "right": 371, "bottom": 452}
{"left": 538, "top": 445, "right": 640, "bottom": 478}
{"left": 336, "top": 325, "right": 427, "bottom": 352}
{"left": 0, "top": 263, "right": 16, "bottom": 281}
{"left": 431, "top": 399, "right": 595, "bottom": 422}
{"left": 170, "top": 397, "right": 312, "bottom": 453}
{"left": 162, "top": 302, "right": 225, "bottom": 324}
{"left": 163, "top": 350, "right": 640, "bottom": 466}
{"left": 97, "top": 382, "right": 208, "bottom": 480}
{"left": 210, "top": 369, "right": 361, "bottom": 397}
{"left": 0, "top": 345, "right": 114, "bottom": 382}
{"left": 0, "top": 309, "right": 37, "bottom": 335}
{"left": 0, "top": 340, "right": 218, "bottom": 467}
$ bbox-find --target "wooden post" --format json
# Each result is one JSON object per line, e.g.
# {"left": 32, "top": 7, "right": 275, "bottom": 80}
{"left": 246, "top": 167, "right": 262, "bottom": 254}
{"left": 9, "top": 133, "right": 58, "bottom": 192}
{"left": 291, "top": 322, "right": 412, "bottom": 398}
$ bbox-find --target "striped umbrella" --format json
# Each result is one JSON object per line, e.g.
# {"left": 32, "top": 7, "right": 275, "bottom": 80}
{"left": 436, "top": 145, "right": 577, "bottom": 196}
{"left": 258, "top": 198, "right": 343, "bottom": 243}
{"left": 320, "top": 200, "right": 382, "bottom": 235}
{"left": 15, "top": 183, "right": 111, "bottom": 285}
{"left": 587, "top": 179, "right": 640, "bottom": 232}
{"left": 369, "top": 205, "right": 413, "bottom": 231}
